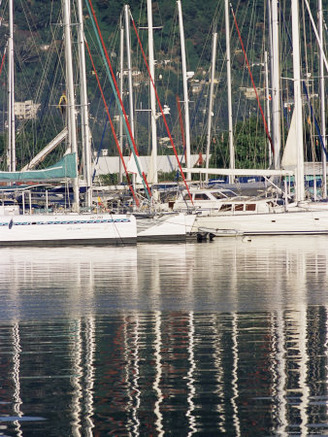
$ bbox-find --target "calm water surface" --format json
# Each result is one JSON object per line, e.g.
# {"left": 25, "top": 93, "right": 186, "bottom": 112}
{"left": 1, "top": 236, "right": 328, "bottom": 436}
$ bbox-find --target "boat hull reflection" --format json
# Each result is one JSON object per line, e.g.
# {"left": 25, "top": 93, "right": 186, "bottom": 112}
{"left": 1, "top": 237, "right": 328, "bottom": 435}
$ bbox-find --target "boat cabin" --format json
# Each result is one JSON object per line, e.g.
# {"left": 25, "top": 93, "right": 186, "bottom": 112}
{"left": 172, "top": 189, "right": 282, "bottom": 215}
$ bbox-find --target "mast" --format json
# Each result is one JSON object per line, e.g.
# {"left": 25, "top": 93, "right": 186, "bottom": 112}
{"left": 147, "top": 0, "right": 158, "bottom": 185}
{"left": 177, "top": 0, "right": 191, "bottom": 180}
{"left": 119, "top": 15, "right": 124, "bottom": 184}
{"left": 63, "top": 0, "right": 79, "bottom": 212}
{"left": 270, "top": 0, "right": 281, "bottom": 169}
{"left": 77, "top": 0, "right": 92, "bottom": 208}
{"left": 124, "top": 5, "right": 136, "bottom": 187}
{"left": 291, "top": 0, "right": 305, "bottom": 202}
{"left": 303, "top": 0, "right": 328, "bottom": 198}
{"left": 205, "top": 22, "right": 218, "bottom": 183}
{"left": 124, "top": 5, "right": 135, "bottom": 139}
{"left": 225, "top": 0, "right": 235, "bottom": 183}
{"left": 8, "top": 0, "right": 15, "bottom": 172}
{"left": 318, "top": 0, "right": 327, "bottom": 198}
{"left": 264, "top": 50, "right": 272, "bottom": 167}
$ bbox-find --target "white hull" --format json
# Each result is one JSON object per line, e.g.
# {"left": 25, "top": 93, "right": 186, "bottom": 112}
{"left": 0, "top": 213, "right": 137, "bottom": 246}
{"left": 137, "top": 213, "right": 196, "bottom": 242}
{"left": 194, "top": 209, "right": 328, "bottom": 236}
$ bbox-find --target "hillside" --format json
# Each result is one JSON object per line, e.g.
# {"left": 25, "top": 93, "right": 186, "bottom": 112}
{"left": 0, "top": 0, "right": 322, "bottom": 172}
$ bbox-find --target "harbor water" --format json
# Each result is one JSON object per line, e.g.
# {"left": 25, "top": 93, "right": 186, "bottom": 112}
{"left": 1, "top": 236, "right": 328, "bottom": 435}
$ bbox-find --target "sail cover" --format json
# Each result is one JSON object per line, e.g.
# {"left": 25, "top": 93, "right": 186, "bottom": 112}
{"left": 0, "top": 153, "right": 77, "bottom": 181}
{"left": 281, "top": 110, "right": 297, "bottom": 169}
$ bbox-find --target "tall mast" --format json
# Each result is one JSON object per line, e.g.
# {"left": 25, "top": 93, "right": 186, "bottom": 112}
{"left": 318, "top": 0, "right": 327, "bottom": 198}
{"left": 225, "top": 0, "right": 235, "bottom": 183}
{"left": 264, "top": 50, "right": 272, "bottom": 167}
{"left": 147, "top": 0, "right": 158, "bottom": 184}
{"left": 291, "top": 0, "right": 305, "bottom": 202}
{"left": 119, "top": 14, "right": 124, "bottom": 184}
{"left": 124, "top": 5, "right": 136, "bottom": 187}
{"left": 177, "top": 0, "right": 191, "bottom": 180}
{"left": 124, "top": 5, "right": 135, "bottom": 139}
{"left": 270, "top": 0, "right": 281, "bottom": 169}
{"left": 205, "top": 21, "right": 218, "bottom": 183}
{"left": 63, "top": 0, "right": 79, "bottom": 211}
{"left": 77, "top": 0, "right": 92, "bottom": 208}
{"left": 8, "top": 0, "right": 15, "bottom": 172}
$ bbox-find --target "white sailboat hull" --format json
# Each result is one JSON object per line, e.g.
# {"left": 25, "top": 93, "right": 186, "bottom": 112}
{"left": 194, "top": 209, "right": 328, "bottom": 236}
{"left": 0, "top": 213, "right": 137, "bottom": 246}
{"left": 137, "top": 213, "right": 196, "bottom": 242}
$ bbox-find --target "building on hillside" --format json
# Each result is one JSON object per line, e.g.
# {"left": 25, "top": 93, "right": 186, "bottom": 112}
{"left": 15, "top": 100, "right": 40, "bottom": 120}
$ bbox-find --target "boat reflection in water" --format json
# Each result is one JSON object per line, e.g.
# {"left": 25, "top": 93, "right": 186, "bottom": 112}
{"left": 1, "top": 237, "right": 328, "bottom": 435}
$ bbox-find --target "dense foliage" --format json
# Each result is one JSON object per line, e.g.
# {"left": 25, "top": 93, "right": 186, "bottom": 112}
{"left": 0, "top": 0, "right": 323, "bottom": 175}
{"left": 211, "top": 117, "right": 268, "bottom": 170}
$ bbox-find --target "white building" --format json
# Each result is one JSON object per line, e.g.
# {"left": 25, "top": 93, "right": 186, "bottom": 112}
{"left": 94, "top": 154, "right": 209, "bottom": 175}
{"left": 15, "top": 100, "right": 41, "bottom": 120}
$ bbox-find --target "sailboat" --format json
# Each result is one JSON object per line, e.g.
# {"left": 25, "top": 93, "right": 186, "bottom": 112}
{"left": 178, "top": 0, "right": 328, "bottom": 237}
{"left": 108, "top": 0, "right": 196, "bottom": 242}
{"left": 0, "top": 0, "right": 137, "bottom": 246}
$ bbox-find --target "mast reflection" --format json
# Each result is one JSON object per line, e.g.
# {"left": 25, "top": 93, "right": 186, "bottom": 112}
{"left": 1, "top": 237, "right": 328, "bottom": 434}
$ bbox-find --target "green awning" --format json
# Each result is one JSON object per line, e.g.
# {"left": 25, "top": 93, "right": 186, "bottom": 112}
{"left": 0, "top": 153, "right": 77, "bottom": 181}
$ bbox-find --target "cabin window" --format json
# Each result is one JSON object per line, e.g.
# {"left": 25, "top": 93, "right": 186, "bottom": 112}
{"left": 211, "top": 192, "right": 226, "bottom": 199}
{"left": 245, "top": 204, "right": 256, "bottom": 211}
{"left": 194, "top": 193, "right": 210, "bottom": 200}
{"left": 235, "top": 204, "right": 244, "bottom": 211}
{"left": 211, "top": 191, "right": 237, "bottom": 199}
{"left": 219, "top": 204, "right": 232, "bottom": 211}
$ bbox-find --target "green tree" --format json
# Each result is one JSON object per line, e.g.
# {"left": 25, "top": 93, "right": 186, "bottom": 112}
{"left": 210, "top": 117, "right": 268, "bottom": 170}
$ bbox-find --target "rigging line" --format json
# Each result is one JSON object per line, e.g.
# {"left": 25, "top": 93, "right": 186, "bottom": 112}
{"left": 166, "top": 10, "right": 180, "bottom": 134}
{"left": 93, "top": 92, "right": 116, "bottom": 175}
{"left": 0, "top": 47, "right": 6, "bottom": 76}
{"left": 303, "top": 0, "right": 328, "bottom": 74}
{"left": 176, "top": 95, "right": 186, "bottom": 163}
{"left": 229, "top": 2, "right": 274, "bottom": 156}
{"left": 301, "top": 0, "right": 315, "bottom": 162}
{"left": 85, "top": 38, "right": 140, "bottom": 207}
{"left": 230, "top": 0, "right": 250, "bottom": 127}
{"left": 190, "top": 77, "right": 207, "bottom": 133}
{"left": 84, "top": 20, "right": 112, "bottom": 137}
{"left": 130, "top": 12, "right": 194, "bottom": 204}
{"left": 302, "top": 82, "right": 328, "bottom": 163}
{"left": 85, "top": 0, "right": 151, "bottom": 200}
{"left": 302, "top": 2, "right": 328, "bottom": 162}
{"left": 92, "top": 118, "right": 107, "bottom": 183}
{"left": 38, "top": 11, "right": 63, "bottom": 125}
{"left": 280, "top": 6, "right": 328, "bottom": 160}
{"left": 17, "top": 0, "right": 49, "bottom": 129}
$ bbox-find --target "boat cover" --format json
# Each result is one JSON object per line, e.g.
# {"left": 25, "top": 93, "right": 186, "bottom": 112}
{"left": 0, "top": 153, "right": 77, "bottom": 181}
